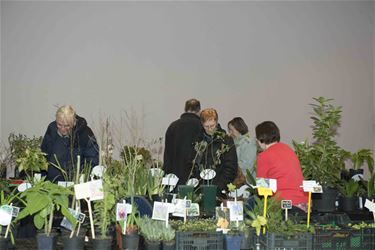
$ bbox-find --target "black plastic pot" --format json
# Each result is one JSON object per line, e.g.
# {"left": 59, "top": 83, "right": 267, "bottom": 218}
{"left": 36, "top": 233, "right": 57, "bottom": 250}
{"left": 145, "top": 239, "right": 161, "bottom": 250}
{"left": 122, "top": 233, "right": 139, "bottom": 250}
{"left": 339, "top": 196, "right": 358, "bottom": 212}
{"left": 162, "top": 240, "right": 175, "bottom": 250}
{"left": 62, "top": 235, "right": 85, "bottom": 250}
{"left": 92, "top": 237, "right": 112, "bottom": 250}
{"left": 312, "top": 187, "right": 338, "bottom": 212}
{"left": 0, "top": 237, "right": 9, "bottom": 250}
{"left": 224, "top": 233, "right": 243, "bottom": 250}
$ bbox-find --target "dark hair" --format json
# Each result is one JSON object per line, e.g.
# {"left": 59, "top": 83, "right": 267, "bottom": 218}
{"left": 255, "top": 121, "right": 280, "bottom": 144}
{"left": 228, "top": 117, "right": 248, "bottom": 135}
{"left": 185, "top": 99, "right": 201, "bottom": 113}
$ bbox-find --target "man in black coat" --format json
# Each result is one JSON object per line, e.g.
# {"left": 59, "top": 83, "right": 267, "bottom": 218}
{"left": 163, "top": 99, "right": 202, "bottom": 185}
{"left": 41, "top": 105, "right": 99, "bottom": 182}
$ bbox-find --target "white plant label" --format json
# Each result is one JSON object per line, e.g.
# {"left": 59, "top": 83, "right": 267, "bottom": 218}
{"left": 74, "top": 179, "right": 103, "bottom": 200}
{"left": 200, "top": 169, "right": 216, "bottom": 180}
{"left": 162, "top": 174, "right": 179, "bottom": 186}
{"left": 187, "top": 178, "right": 199, "bottom": 187}
{"left": 365, "top": 199, "right": 375, "bottom": 212}
{"left": 0, "top": 205, "right": 13, "bottom": 226}
{"left": 17, "top": 182, "right": 32, "bottom": 192}
{"left": 172, "top": 199, "right": 191, "bottom": 217}
{"left": 302, "top": 180, "right": 323, "bottom": 193}
{"left": 227, "top": 201, "right": 244, "bottom": 221}
{"left": 152, "top": 202, "right": 170, "bottom": 221}
{"left": 255, "top": 178, "right": 277, "bottom": 192}
{"left": 116, "top": 203, "right": 132, "bottom": 221}
{"left": 150, "top": 168, "right": 164, "bottom": 177}
{"left": 11, "top": 206, "right": 20, "bottom": 218}
{"left": 91, "top": 165, "right": 105, "bottom": 178}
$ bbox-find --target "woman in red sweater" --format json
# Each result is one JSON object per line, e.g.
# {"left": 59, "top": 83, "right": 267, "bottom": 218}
{"left": 255, "top": 121, "right": 308, "bottom": 213}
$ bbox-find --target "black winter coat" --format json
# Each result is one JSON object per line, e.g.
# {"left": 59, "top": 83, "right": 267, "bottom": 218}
{"left": 41, "top": 115, "right": 99, "bottom": 182}
{"left": 163, "top": 113, "right": 203, "bottom": 185}
{"left": 194, "top": 125, "right": 238, "bottom": 191}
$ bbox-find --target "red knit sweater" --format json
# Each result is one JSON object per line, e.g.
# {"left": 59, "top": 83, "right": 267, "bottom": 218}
{"left": 256, "top": 142, "right": 308, "bottom": 205}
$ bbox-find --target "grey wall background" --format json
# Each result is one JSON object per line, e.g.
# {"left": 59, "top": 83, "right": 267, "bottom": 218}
{"left": 1, "top": 1, "right": 374, "bottom": 162}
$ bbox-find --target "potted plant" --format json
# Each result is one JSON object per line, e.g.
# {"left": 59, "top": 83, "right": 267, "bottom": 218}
{"left": 246, "top": 196, "right": 314, "bottom": 250}
{"left": 0, "top": 184, "right": 25, "bottom": 249}
{"left": 17, "top": 179, "right": 76, "bottom": 250}
{"left": 293, "top": 97, "right": 350, "bottom": 212}
{"left": 8, "top": 133, "right": 43, "bottom": 179}
{"left": 138, "top": 216, "right": 162, "bottom": 250}
{"left": 160, "top": 222, "right": 175, "bottom": 250}
{"left": 190, "top": 130, "right": 233, "bottom": 216}
{"left": 349, "top": 149, "right": 374, "bottom": 178}
{"left": 338, "top": 179, "right": 360, "bottom": 212}
{"left": 15, "top": 144, "right": 48, "bottom": 182}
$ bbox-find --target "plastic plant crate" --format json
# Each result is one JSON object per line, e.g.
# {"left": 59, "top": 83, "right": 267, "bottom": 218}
{"left": 176, "top": 231, "right": 224, "bottom": 250}
{"left": 254, "top": 232, "right": 313, "bottom": 250}
{"left": 313, "top": 227, "right": 372, "bottom": 250}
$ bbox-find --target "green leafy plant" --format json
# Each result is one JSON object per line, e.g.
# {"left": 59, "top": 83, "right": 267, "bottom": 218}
{"left": 17, "top": 179, "right": 76, "bottom": 236}
{"left": 293, "top": 97, "right": 350, "bottom": 188}
{"left": 161, "top": 224, "right": 176, "bottom": 242}
{"left": 350, "top": 149, "right": 374, "bottom": 173}
{"left": 16, "top": 146, "right": 48, "bottom": 182}
{"left": 245, "top": 196, "right": 314, "bottom": 236}
{"left": 170, "top": 218, "right": 217, "bottom": 232}
{"left": 0, "top": 186, "right": 25, "bottom": 244}
{"left": 138, "top": 216, "right": 163, "bottom": 242}
{"left": 339, "top": 179, "right": 360, "bottom": 198}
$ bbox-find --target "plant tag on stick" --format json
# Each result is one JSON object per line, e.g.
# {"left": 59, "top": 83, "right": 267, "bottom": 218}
{"left": 74, "top": 179, "right": 103, "bottom": 201}
{"left": 227, "top": 201, "right": 244, "bottom": 221}
{"left": 0, "top": 205, "right": 13, "bottom": 226}
{"left": 302, "top": 180, "right": 322, "bottom": 193}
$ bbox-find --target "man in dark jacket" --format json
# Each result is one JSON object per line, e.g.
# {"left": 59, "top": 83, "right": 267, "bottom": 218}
{"left": 163, "top": 99, "right": 202, "bottom": 185}
{"left": 41, "top": 105, "right": 99, "bottom": 182}
{"left": 195, "top": 108, "right": 238, "bottom": 191}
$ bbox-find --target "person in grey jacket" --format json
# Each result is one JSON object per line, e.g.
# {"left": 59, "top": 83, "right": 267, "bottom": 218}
{"left": 228, "top": 117, "right": 257, "bottom": 178}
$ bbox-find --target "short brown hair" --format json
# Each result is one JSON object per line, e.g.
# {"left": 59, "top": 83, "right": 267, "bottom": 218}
{"left": 184, "top": 99, "right": 201, "bottom": 112}
{"left": 200, "top": 108, "right": 218, "bottom": 123}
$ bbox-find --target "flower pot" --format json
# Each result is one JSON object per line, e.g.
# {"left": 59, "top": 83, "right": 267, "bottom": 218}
{"left": 312, "top": 187, "right": 337, "bottom": 212}
{"left": 122, "top": 232, "right": 139, "bottom": 250}
{"left": 0, "top": 237, "right": 9, "bottom": 250}
{"left": 162, "top": 240, "right": 175, "bottom": 250}
{"left": 178, "top": 185, "right": 194, "bottom": 200}
{"left": 62, "top": 235, "right": 85, "bottom": 250}
{"left": 92, "top": 237, "right": 112, "bottom": 250}
{"left": 240, "top": 230, "right": 254, "bottom": 250}
{"left": 338, "top": 196, "right": 358, "bottom": 212}
{"left": 201, "top": 185, "right": 217, "bottom": 216}
{"left": 36, "top": 233, "right": 57, "bottom": 250}
{"left": 224, "top": 233, "right": 243, "bottom": 250}
{"left": 145, "top": 239, "right": 161, "bottom": 250}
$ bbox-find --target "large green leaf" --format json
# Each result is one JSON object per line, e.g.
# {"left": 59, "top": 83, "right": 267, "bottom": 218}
{"left": 34, "top": 214, "right": 45, "bottom": 230}
{"left": 27, "top": 192, "right": 49, "bottom": 214}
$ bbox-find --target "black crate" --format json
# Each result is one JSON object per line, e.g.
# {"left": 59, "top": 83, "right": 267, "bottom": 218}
{"left": 312, "top": 227, "right": 373, "bottom": 250}
{"left": 254, "top": 232, "right": 313, "bottom": 250}
{"left": 176, "top": 231, "right": 223, "bottom": 250}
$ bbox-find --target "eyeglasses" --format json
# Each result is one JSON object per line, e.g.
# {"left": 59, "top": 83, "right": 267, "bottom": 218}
{"left": 57, "top": 122, "right": 71, "bottom": 129}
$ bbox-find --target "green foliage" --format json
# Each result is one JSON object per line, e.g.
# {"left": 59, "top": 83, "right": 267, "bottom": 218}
{"left": 367, "top": 173, "right": 375, "bottom": 197}
{"left": 245, "top": 196, "right": 314, "bottom": 236}
{"left": 161, "top": 224, "right": 176, "bottom": 241}
{"left": 15, "top": 146, "right": 48, "bottom": 181}
{"left": 17, "top": 180, "right": 75, "bottom": 236}
{"left": 339, "top": 179, "right": 360, "bottom": 198}
{"left": 121, "top": 145, "right": 152, "bottom": 167}
{"left": 293, "top": 97, "right": 350, "bottom": 188}
{"left": 138, "top": 216, "right": 163, "bottom": 241}
{"left": 350, "top": 149, "right": 374, "bottom": 173}
{"left": 170, "top": 218, "right": 217, "bottom": 232}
